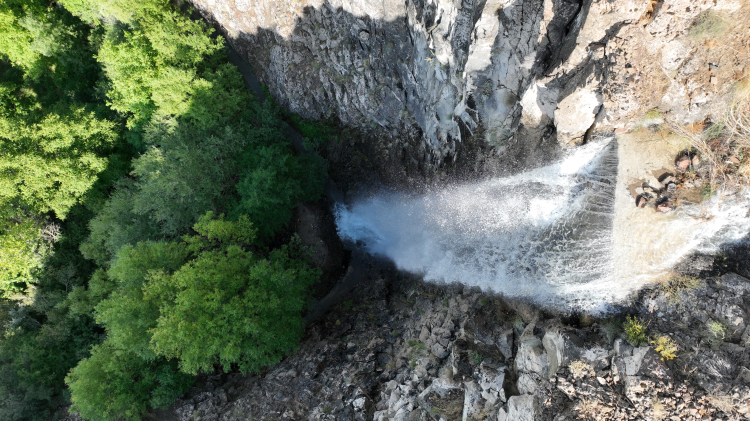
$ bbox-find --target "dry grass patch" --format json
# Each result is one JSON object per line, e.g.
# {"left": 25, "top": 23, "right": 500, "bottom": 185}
{"left": 651, "top": 398, "right": 668, "bottom": 420}
{"left": 569, "top": 360, "right": 594, "bottom": 379}
{"left": 689, "top": 10, "right": 730, "bottom": 40}
{"left": 576, "top": 398, "right": 605, "bottom": 420}
{"left": 656, "top": 272, "right": 701, "bottom": 303}
{"left": 669, "top": 82, "right": 750, "bottom": 188}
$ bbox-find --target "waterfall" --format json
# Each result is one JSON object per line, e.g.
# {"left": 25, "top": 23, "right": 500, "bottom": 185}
{"left": 334, "top": 137, "right": 750, "bottom": 311}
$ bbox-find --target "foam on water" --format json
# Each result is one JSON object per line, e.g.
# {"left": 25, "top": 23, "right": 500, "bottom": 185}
{"left": 334, "top": 138, "right": 750, "bottom": 311}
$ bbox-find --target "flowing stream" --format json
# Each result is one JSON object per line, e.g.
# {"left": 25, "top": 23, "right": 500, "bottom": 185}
{"left": 334, "top": 138, "right": 750, "bottom": 311}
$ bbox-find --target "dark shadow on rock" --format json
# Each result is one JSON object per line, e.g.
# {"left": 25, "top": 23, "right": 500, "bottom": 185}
{"left": 194, "top": 0, "right": 596, "bottom": 193}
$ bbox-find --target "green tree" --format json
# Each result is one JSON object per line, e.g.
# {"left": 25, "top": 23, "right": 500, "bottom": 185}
{"left": 65, "top": 340, "right": 193, "bottom": 421}
{"left": 147, "top": 213, "right": 318, "bottom": 374}
{"left": 95, "top": 240, "right": 188, "bottom": 359}
{"left": 234, "top": 142, "right": 325, "bottom": 240}
{"left": 0, "top": 207, "right": 47, "bottom": 295}
{"left": 0, "top": 106, "right": 117, "bottom": 216}
{"left": 93, "top": 6, "right": 226, "bottom": 137}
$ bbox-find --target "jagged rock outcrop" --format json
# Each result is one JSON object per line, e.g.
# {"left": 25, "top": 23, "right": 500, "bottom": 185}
{"left": 151, "top": 267, "right": 750, "bottom": 421}
{"left": 193, "top": 0, "right": 749, "bottom": 181}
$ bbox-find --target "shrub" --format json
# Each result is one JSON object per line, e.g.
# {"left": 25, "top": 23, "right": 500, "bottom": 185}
{"left": 469, "top": 350, "right": 484, "bottom": 365}
{"left": 600, "top": 318, "right": 623, "bottom": 344}
{"left": 650, "top": 335, "right": 678, "bottom": 361}
{"left": 706, "top": 320, "right": 726, "bottom": 348}
{"left": 624, "top": 315, "right": 648, "bottom": 346}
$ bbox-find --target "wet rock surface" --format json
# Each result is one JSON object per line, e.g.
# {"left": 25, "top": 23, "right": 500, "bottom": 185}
{"left": 159, "top": 264, "right": 750, "bottom": 421}
{"left": 629, "top": 149, "right": 712, "bottom": 213}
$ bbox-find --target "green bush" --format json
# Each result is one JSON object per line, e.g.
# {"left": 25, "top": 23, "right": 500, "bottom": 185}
{"left": 624, "top": 315, "right": 648, "bottom": 346}
{"left": 650, "top": 335, "right": 678, "bottom": 361}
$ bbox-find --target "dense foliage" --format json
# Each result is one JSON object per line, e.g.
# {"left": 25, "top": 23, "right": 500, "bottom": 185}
{"left": 0, "top": 0, "right": 326, "bottom": 420}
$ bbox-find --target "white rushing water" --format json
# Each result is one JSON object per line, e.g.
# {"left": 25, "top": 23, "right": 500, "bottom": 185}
{"left": 334, "top": 138, "right": 750, "bottom": 311}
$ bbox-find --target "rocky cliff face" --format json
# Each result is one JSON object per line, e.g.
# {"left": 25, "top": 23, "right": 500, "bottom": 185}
{"left": 193, "top": 0, "right": 748, "bottom": 182}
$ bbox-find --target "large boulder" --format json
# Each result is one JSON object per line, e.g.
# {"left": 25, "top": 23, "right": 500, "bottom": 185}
{"left": 553, "top": 88, "right": 603, "bottom": 146}
{"left": 506, "top": 395, "right": 538, "bottom": 421}
{"left": 418, "top": 378, "right": 465, "bottom": 421}
{"left": 612, "top": 339, "right": 671, "bottom": 397}
{"left": 515, "top": 336, "right": 550, "bottom": 378}
{"left": 461, "top": 381, "right": 484, "bottom": 421}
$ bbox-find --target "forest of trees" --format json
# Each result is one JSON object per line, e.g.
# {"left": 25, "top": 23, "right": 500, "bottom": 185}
{"left": 0, "top": 0, "right": 326, "bottom": 419}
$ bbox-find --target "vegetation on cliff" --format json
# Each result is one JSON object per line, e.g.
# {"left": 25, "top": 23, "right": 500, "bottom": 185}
{"left": 0, "top": 0, "right": 325, "bottom": 420}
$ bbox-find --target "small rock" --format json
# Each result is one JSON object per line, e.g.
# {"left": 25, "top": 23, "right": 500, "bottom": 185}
{"left": 517, "top": 373, "right": 538, "bottom": 395}
{"left": 728, "top": 156, "right": 741, "bottom": 164}
{"left": 737, "top": 366, "right": 750, "bottom": 383}
{"left": 636, "top": 195, "right": 649, "bottom": 208}
{"left": 657, "top": 202, "right": 673, "bottom": 213}
{"left": 661, "top": 175, "right": 676, "bottom": 184}
{"left": 677, "top": 156, "right": 691, "bottom": 171}
{"left": 692, "top": 155, "right": 701, "bottom": 167}
{"left": 497, "top": 407, "right": 508, "bottom": 421}
{"left": 431, "top": 342, "right": 450, "bottom": 359}
{"left": 352, "top": 396, "right": 368, "bottom": 411}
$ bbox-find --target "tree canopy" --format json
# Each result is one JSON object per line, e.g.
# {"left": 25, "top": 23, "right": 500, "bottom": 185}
{"left": 0, "top": 0, "right": 328, "bottom": 420}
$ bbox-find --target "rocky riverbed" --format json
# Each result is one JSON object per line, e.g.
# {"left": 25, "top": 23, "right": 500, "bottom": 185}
{"left": 144, "top": 253, "right": 750, "bottom": 421}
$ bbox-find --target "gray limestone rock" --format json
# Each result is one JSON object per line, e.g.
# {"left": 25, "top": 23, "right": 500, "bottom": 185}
{"left": 507, "top": 394, "right": 538, "bottom": 421}
{"left": 553, "top": 88, "right": 603, "bottom": 146}
{"left": 515, "top": 336, "right": 550, "bottom": 377}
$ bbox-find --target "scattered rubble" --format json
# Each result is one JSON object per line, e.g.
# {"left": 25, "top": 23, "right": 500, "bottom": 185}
{"left": 631, "top": 150, "right": 711, "bottom": 212}
{"left": 156, "top": 265, "right": 750, "bottom": 421}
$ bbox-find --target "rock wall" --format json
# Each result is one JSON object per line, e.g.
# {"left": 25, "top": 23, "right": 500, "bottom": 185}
{"left": 193, "top": 0, "right": 748, "bottom": 180}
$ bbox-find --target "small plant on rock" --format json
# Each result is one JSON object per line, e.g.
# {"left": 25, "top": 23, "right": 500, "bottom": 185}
{"left": 624, "top": 315, "right": 648, "bottom": 346}
{"left": 650, "top": 335, "right": 678, "bottom": 361}
{"left": 707, "top": 393, "right": 735, "bottom": 415}
{"left": 659, "top": 273, "right": 701, "bottom": 303}
{"left": 575, "top": 398, "right": 602, "bottom": 419}
{"left": 469, "top": 350, "right": 484, "bottom": 365}
{"left": 600, "top": 318, "right": 623, "bottom": 344}
{"left": 706, "top": 320, "right": 727, "bottom": 348}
